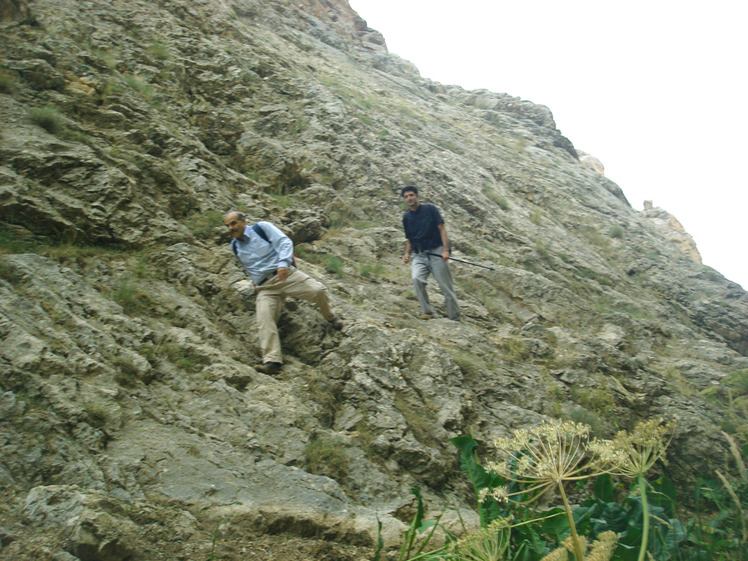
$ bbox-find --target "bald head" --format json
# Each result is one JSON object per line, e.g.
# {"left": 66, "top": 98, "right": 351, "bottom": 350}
{"left": 224, "top": 211, "right": 247, "bottom": 239}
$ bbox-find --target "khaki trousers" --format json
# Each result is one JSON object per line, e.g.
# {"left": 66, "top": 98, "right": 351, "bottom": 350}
{"left": 255, "top": 269, "right": 335, "bottom": 364}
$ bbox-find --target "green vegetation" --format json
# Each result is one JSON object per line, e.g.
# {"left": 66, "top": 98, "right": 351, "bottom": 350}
{"left": 275, "top": 160, "right": 311, "bottom": 193}
{"left": 304, "top": 436, "right": 349, "bottom": 480}
{"left": 0, "top": 222, "right": 35, "bottom": 255}
{"left": 353, "top": 418, "right": 378, "bottom": 459}
{"left": 29, "top": 106, "right": 66, "bottom": 135}
{"left": 303, "top": 371, "right": 340, "bottom": 428}
{"left": 702, "top": 369, "right": 748, "bottom": 443}
{"left": 395, "top": 394, "right": 440, "bottom": 448}
{"left": 265, "top": 192, "right": 297, "bottom": 208}
{"left": 112, "top": 278, "right": 151, "bottom": 315}
{"left": 385, "top": 485, "right": 445, "bottom": 561}
{"left": 160, "top": 342, "right": 210, "bottom": 373}
{"left": 564, "top": 404, "right": 610, "bottom": 436}
{"left": 385, "top": 418, "right": 748, "bottom": 561}
{"left": 664, "top": 365, "right": 696, "bottom": 397}
{"left": 0, "top": 261, "right": 19, "bottom": 285}
{"left": 570, "top": 383, "right": 616, "bottom": 418}
{"left": 124, "top": 74, "right": 155, "bottom": 101}
{"left": 187, "top": 210, "right": 225, "bottom": 239}
{"left": 483, "top": 185, "right": 511, "bottom": 211}
{"left": 388, "top": 419, "right": 727, "bottom": 561}
{"left": 324, "top": 255, "right": 343, "bottom": 275}
{"left": 501, "top": 337, "right": 529, "bottom": 363}
{"left": 360, "top": 263, "right": 385, "bottom": 278}
{"left": 352, "top": 220, "right": 378, "bottom": 230}
{"left": 452, "top": 350, "right": 489, "bottom": 378}
{"left": 328, "top": 202, "right": 354, "bottom": 230}
{"left": 112, "top": 355, "right": 151, "bottom": 387}
{"left": 26, "top": 105, "right": 90, "bottom": 143}
{"left": 101, "top": 78, "right": 125, "bottom": 97}
{"left": 303, "top": 251, "right": 344, "bottom": 275}
{"left": 0, "top": 68, "right": 20, "bottom": 95}
{"left": 688, "top": 432, "right": 747, "bottom": 560}
{"left": 146, "top": 40, "right": 170, "bottom": 61}
{"left": 580, "top": 225, "right": 611, "bottom": 252}
{"left": 84, "top": 402, "right": 109, "bottom": 428}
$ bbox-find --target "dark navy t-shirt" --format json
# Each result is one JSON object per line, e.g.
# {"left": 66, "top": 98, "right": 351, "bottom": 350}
{"left": 403, "top": 204, "right": 444, "bottom": 252}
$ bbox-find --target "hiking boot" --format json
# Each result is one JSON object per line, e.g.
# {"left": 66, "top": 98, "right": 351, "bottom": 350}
{"left": 419, "top": 313, "right": 434, "bottom": 320}
{"left": 328, "top": 316, "right": 344, "bottom": 330}
{"left": 255, "top": 362, "right": 282, "bottom": 375}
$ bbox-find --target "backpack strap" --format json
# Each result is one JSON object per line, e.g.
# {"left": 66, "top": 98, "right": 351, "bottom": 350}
{"left": 232, "top": 223, "right": 297, "bottom": 267}
{"left": 252, "top": 223, "right": 269, "bottom": 242}
{"left": 230, "top": 224, "right": 269, "bottom": 257}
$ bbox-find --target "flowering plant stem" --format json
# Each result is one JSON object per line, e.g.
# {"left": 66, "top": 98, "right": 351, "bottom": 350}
{"left": 557, "top": 482, "right": 585, "bottom": 561}
{"left": 637, "top": 475, "right": 650, "bottom": 561}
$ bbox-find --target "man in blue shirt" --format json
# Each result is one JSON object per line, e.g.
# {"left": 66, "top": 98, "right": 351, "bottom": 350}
{"left": 225, "top": 211, "right": 343, "bottom": 375}
{"left": 401, "top": 186, "right": 460, "bottom": 321}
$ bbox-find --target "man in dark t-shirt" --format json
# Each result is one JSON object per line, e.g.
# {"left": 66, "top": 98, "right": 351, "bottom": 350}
{"left": 401, "top": 186, "right": 460, "bottom": 320}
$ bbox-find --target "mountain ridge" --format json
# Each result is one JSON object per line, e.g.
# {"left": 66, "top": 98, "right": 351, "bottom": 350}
{"left": 1, "top": 1, "right": 747, "bottom": 559}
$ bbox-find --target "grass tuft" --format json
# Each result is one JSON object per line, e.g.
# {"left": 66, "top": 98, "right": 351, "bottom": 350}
{"left": 304, "top": 436, "right": 349, "bottom": 480}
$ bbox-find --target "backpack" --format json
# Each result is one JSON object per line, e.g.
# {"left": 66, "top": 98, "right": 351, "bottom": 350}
{"left": 231, "top": 223, "right": 297, "bottom": 267}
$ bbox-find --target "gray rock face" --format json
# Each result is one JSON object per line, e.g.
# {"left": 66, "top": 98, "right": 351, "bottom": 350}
{"left": 24, "top": 486, "right": 138, "bottom": 561}
{"left": 1, "top": 0, "right": 747, "bottom": 558}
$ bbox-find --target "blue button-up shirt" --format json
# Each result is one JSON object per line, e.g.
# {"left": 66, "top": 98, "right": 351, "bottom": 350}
{"left": 232, "top": 222, "right": 294, "bottom": 285}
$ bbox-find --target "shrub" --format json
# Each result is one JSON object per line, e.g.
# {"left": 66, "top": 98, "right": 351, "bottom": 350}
{"left": 124, "top": 74, "right": 154, "bottom": 101}
{"left": 161, "top": 343, "right": 210, "bottom": 373}
{"left": 0, "top": 69, "right": 20, "bottom": 94}
{"left": 84, "top": 403, "right": 108, "bottom": 428}
{"left": 570, "top": 385, "right": 615, "bottom": 417}
{"left": 0, "top": 222, "right": 35, "bottom": 255}
{"left": 324, "top": 255, "right": 343, "bottom": 275}
{"left": 112, "top": 356, "right": 147, "bottom": 387}
{"left": 360, "top": 263, "right": 385, "bottom": 278}
{"left": 486, "top": 189, "right": 510, "bottom": 210}
{"left": 29, "top": 106, "right": 65, "bottom": 135}
{"left": 112, "top": 278, "right": 150, "bottom": 315}
{"left": 304, "top": 436, "right": 349, "bottom": 480}
{"left": 187, "top": 210, "right": 225, "bottom": 239}
{"left": 146, "top": 41, "right": 170, "bottom": 61}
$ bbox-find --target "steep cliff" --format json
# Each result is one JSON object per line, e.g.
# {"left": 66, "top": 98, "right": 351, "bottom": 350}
{"left": 1, "top": 0, "right": 747, "bottom": 559}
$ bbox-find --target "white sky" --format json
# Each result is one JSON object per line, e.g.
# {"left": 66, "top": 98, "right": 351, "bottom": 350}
{"left": 348, "top": 0, "right": 747, "bottom": 290}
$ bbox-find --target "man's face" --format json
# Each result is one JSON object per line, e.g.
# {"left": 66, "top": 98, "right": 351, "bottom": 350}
{"left": 224, "top": 213, "right": 247, "bottom": 239}
{"left": 402, "top": 190, "right": 419, "bottom": 209}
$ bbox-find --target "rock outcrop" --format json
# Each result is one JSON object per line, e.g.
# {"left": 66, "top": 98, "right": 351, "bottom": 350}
{"left": 642, "top": 200, "right": 702, "bottom": 264}
{"left": 1, "top": 1, "right": 747, "bottom": 559}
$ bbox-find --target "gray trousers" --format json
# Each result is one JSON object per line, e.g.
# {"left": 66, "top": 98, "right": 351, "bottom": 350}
{"left": 411, "top": 246, "right": 460, "bottom": 320}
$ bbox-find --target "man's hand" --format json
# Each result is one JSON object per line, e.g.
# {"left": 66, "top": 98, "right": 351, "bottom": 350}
{"left": 402, "top": 254, "right": 410, "bottom": 263}
{"left": 276, "top": 267, "right": 289, "bottom": 282}
{"left": 441, "top": 248, "right": 450, "bottom": 262}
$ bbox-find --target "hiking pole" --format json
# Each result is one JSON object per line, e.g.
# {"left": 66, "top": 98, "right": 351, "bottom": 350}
{"left": 425, "top": 252, "right": 496, "bottom": 271}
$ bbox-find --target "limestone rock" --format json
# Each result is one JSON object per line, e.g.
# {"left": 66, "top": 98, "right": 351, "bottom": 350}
{"left": 0, "top": 0, "right": 746, "bottom": 559}
{"left": 24, "top": 486, "right": 139, "bottom": 561}
{"left": 578, "top": 150, "right": 605, "bottom": 174}
{"left": 643, "top": 200, "right": 703, "bottom": 263}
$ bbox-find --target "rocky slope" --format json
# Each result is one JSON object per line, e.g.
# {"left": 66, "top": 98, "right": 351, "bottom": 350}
{"left": 1, "top": 0, "right": 747, "bottom": 559}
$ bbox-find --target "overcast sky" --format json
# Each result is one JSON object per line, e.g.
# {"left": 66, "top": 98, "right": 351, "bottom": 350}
{"left": 348, "top": 0, "right": 747, "bottom": 289}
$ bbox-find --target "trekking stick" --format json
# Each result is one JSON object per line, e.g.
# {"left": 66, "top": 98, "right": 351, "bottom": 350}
{"left": 425, "top": 252, "right": 496, "bottom": 271}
